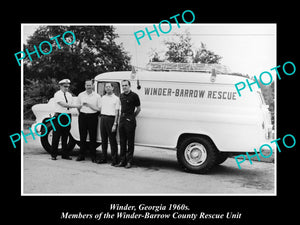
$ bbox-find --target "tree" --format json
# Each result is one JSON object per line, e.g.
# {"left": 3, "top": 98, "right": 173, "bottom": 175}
{"left": 24, "top": 25, "right": 131, "bottom": 120}
{"left": 164, "top": 32, "right": 193, "bottom": 63}
{"left": 148, "top": 49, "right": 164, "bottom": 62}
{"left": 24, "top": 25, "right": 131, "bottom": 95}
{"left": 24, "top": 78, "right": 58, "bottom": 120}
{"left": 193, "top": 42, "right": 222, "bottom": 64}
{"left": 149, "top": 31, "right": 222, "bottom": 64}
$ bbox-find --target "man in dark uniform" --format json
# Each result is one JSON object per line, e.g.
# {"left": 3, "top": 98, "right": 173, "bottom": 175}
{"left": 116, "top": 80, "right": 141, "bottom": 168}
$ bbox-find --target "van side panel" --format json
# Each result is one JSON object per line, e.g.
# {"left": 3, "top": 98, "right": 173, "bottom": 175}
{"left": 132, "top": 80, "right": 265, "bottom": 152}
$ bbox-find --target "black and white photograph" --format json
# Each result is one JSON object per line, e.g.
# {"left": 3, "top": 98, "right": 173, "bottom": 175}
{"left": 5, "top": 5, "right": 298, "bottom": 225}
{"left": 21, "top": 23, "right": 276, "bottom": 195}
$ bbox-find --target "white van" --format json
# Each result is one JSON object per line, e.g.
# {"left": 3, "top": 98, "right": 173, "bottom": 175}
{"left": 32, "top": 63, "right": 273, "bottom": 173}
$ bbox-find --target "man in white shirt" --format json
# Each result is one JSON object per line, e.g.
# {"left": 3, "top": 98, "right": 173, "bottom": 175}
{"left": 97, "top": 83, "right": 120, "bottom": 166}
{"left": 51, "top": 79, "right": 81, "bottom": 160}
{"left": 76, "top": 80, "right": 101, "bottom": 162}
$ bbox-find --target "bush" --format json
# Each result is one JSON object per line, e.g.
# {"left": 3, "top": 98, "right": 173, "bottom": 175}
{"left": 24, "top": 78, "right": 58, "bottom": 120}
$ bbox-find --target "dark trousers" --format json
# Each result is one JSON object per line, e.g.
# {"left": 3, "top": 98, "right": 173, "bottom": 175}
{"left": 78, "top": 112, "right": 99, "bottom": 159}
{"left": 51, "top": 113, "right": 71, "bottom": 158}
{"left": 100, "top": 115, "right": 118, "bottom": 163}
{"left": 119, "top": 115, "right": 136, "bottom": 164}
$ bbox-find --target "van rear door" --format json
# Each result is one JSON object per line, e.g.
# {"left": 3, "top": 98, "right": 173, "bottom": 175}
{"left": 257, "top": 91, "right": 273, "bottom": 140}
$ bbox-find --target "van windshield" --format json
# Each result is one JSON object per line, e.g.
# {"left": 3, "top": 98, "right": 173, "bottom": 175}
{"left": 97, "top": 82, "right": 121, "bottom": 97}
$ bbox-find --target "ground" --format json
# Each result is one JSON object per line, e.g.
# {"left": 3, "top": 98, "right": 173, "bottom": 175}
{"left": 23, "top": 138, "right": 275, "bottom": 195}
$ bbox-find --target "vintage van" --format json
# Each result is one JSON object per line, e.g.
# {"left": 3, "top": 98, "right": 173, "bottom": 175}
{"left": 31, "top": 62, "right": 273, "bottom": 173}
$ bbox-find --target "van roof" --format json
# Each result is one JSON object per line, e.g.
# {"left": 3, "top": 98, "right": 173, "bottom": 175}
{"left": 94, "top": 71, "right": 249, "bottom": 85}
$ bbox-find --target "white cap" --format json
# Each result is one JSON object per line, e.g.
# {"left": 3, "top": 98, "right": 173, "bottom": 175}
{"left": 58, "top": 79, "right": 71, "bottom": 85}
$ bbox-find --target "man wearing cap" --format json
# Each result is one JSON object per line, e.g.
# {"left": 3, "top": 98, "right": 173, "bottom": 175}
{"left": 51, "top": 79, "right": 81, "bottom": 160}
{"left": 76, "top": 80, "right": 101, "bottom": 162}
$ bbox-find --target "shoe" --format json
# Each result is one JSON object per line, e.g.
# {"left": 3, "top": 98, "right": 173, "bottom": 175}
{"left": 51, "top": 156, "right": 57, "bottom": 160}
{"left": 125, "top": 163, "right": 131, "bottom": 169}
{"left": 76, "top": 156, "right": 85, "bottom": 161}
{"left": 62, "top": 155, "right": 72, "bottom": 160}
{"left": 115, "top": 162, "right": 126, "bottom": 167}
{"left": 96, "top": 159, "right": 107, "bottom": 164}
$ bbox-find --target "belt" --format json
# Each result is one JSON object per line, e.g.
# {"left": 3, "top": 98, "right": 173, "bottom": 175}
{"left": 101, "top": 114, "right": 115, "bottom": 118}
{"left": 121, "top": 113, "right": 134, "bottom": 117}
{"left": 79, "top": 112, "right": 98, "bottom": 115}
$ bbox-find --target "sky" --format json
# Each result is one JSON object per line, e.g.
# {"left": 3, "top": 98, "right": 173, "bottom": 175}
{"left": 22, "top": 23, "right": 276, "bottom": 77}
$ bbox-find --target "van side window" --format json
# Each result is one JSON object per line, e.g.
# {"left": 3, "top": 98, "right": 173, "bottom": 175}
{"left": 97, "top": 82, "right": 121, "bottom": 97}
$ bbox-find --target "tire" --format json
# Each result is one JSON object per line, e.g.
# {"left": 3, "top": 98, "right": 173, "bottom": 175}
{"left": 40, "top": 121, "right": 76, "bottom": 154}
{"left": 177, "top": 136, "right": 218, "bottom": 174}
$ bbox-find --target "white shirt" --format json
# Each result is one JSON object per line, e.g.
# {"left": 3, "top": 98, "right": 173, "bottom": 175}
{"left": 101, "top": 93, "right": 120, "bottom": 116}
{"left": 77, "top": 91, "right": 101, "bottom": 114}
{"left": 53, "top": 90, "right": 73, "bottom": 113}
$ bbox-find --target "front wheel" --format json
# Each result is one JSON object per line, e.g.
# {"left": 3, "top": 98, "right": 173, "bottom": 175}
{"left": 177, "top": 136, "right": 218, "bottom": 174}
{"left": 40, "top": 121, "right": 76, "bottom": 154}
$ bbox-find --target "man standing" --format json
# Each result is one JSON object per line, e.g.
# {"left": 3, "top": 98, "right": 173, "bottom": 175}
{"left": 116, "top": 80, "right": 141, "bottom": 168}
{"left": 51, "top": 79, "right": 81, "bottom": 160}
{"left": 76, "top": 80, "right": 101, "bottom": 162}
{"left": 97, "top": 83, "right": 120, "bottom": 166}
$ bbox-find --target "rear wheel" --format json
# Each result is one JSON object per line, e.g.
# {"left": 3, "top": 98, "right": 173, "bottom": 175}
{"left": 40, "top": 121, "right": 76, "bottom": 154}
{"left": 177, "top": 136, "right": 218, "bottom": 174}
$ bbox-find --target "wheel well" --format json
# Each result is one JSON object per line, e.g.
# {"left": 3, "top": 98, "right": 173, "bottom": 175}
{"left": 176, "top": 133, "right": 219, "bottom": 152}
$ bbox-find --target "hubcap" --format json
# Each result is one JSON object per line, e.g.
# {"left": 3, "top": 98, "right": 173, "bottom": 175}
{"left": 184, "top": 142, "right": 207, "bottom": 166}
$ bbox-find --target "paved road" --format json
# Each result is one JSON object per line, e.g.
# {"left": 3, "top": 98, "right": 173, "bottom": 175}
{"left": 23, "top": 138, "right": 275, "bottom": 195}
